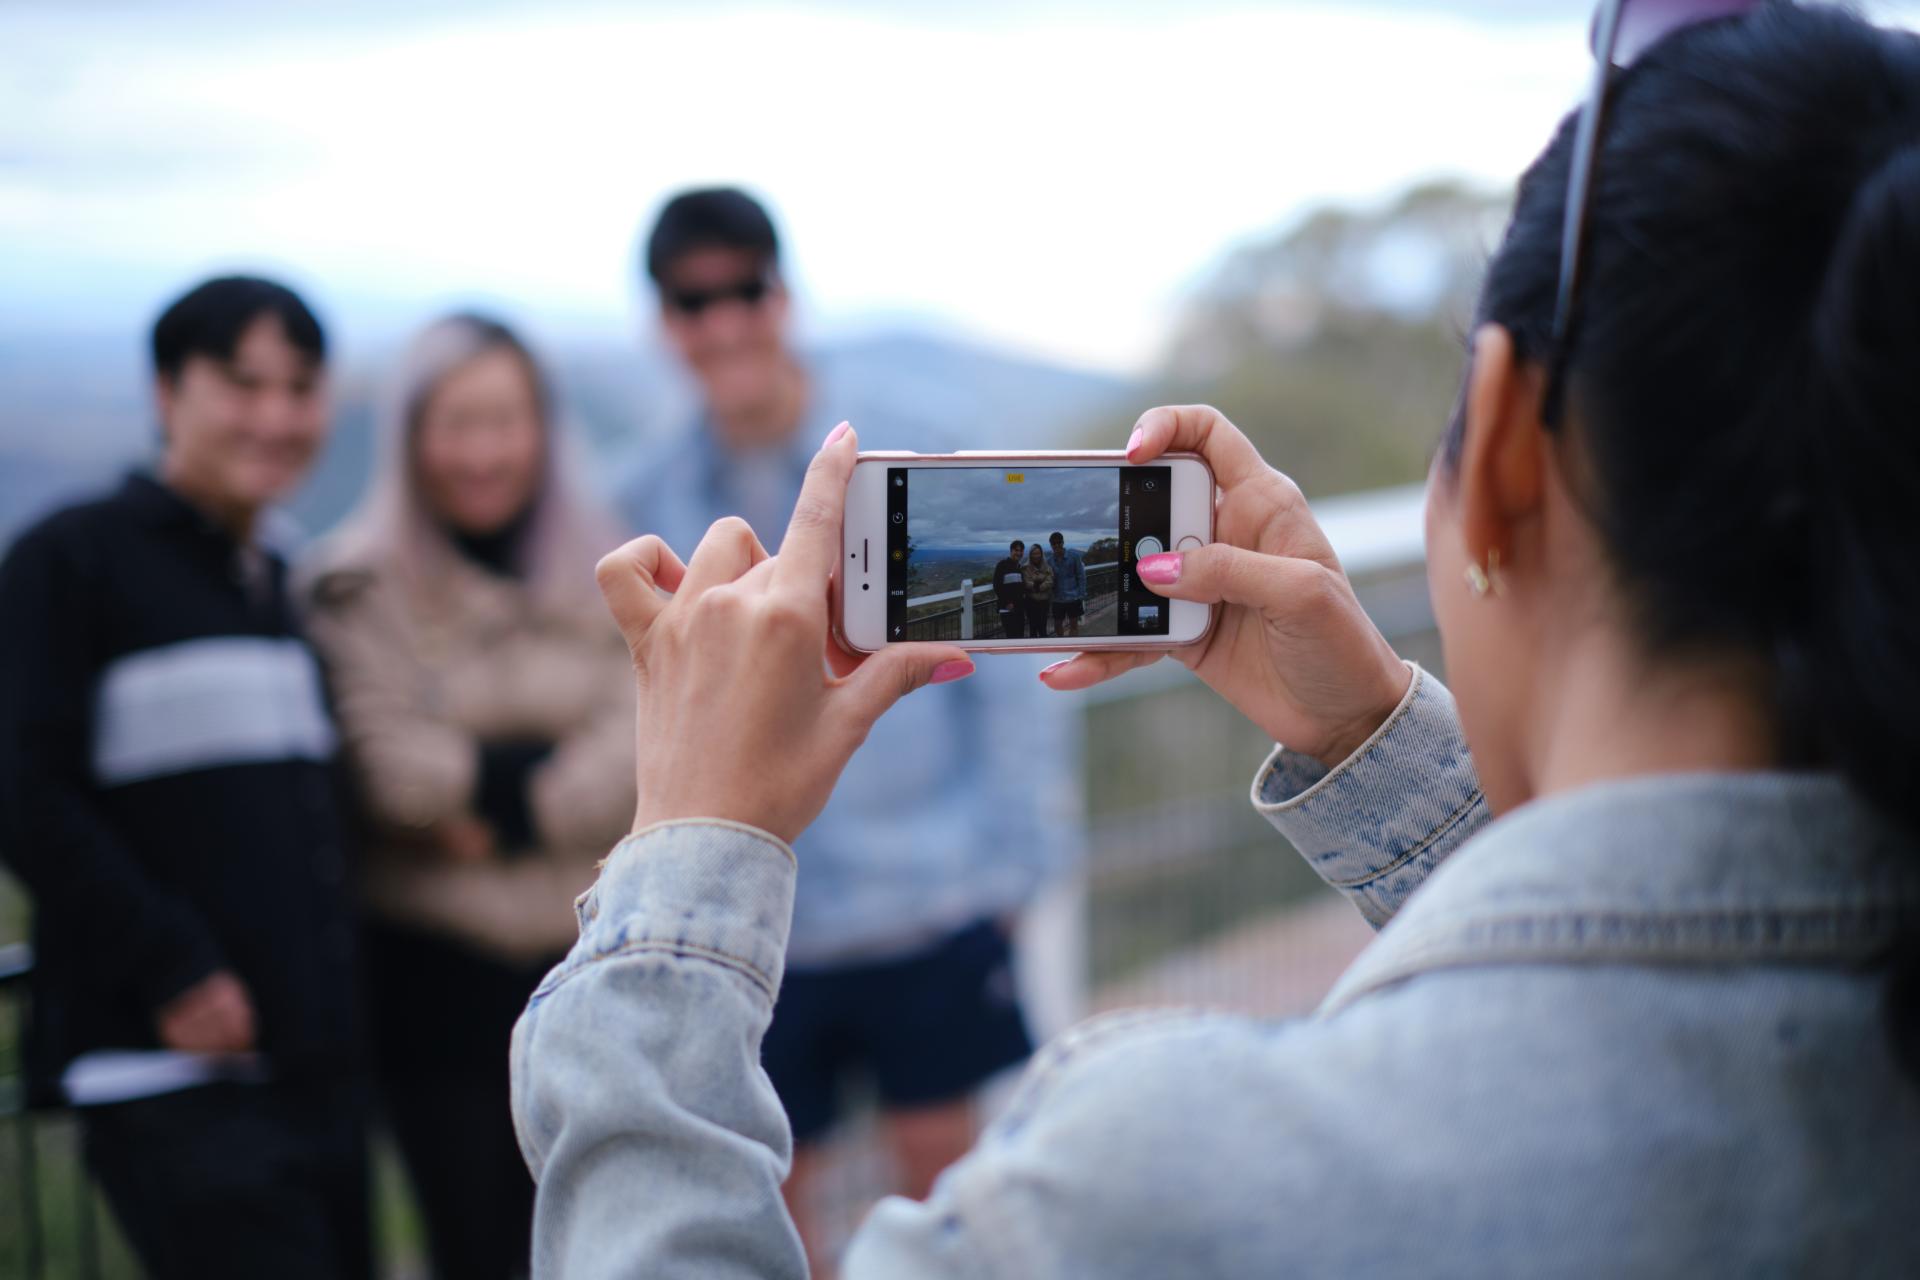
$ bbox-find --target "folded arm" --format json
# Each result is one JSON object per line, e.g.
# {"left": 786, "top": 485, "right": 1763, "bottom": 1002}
{"left": 303, "top": 580, "right": 479, "bottom": 834}
{"left": 527, "top": 664, "right": 636, "bottom": 854}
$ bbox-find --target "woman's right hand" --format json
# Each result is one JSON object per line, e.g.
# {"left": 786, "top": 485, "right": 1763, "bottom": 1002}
{"left": 155, "top": 969, "right": 256, "bottom": 1054}
{"left": 595, "top": 423, "right": 973, "bottom": 846}
{"left": 1041, "top": 405, "right": 1411, "bottom": 767}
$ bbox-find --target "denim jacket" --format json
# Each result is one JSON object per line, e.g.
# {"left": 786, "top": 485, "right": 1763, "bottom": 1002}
{"left": 511, "top": 665, "right": 1920, "bottom": 1277}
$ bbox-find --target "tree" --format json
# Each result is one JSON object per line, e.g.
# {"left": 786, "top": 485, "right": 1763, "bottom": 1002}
{"left": 1093, "top": 180, "right": 1513, "bottom": 498}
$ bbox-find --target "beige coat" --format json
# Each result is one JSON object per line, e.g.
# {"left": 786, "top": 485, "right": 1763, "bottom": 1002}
{"left": 1022, "top": 558, "right": 1055, "bottom": 602}
{"left": 303, "top": 547, "right": 634, "bottom": 963}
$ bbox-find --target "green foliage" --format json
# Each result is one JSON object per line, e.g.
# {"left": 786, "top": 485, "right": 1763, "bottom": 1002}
{"left": 1091, "top": 179, "right": 1513, "bottom": 498}
{"left": 1156, "top": 315, "right": 1469, "bottom": 497}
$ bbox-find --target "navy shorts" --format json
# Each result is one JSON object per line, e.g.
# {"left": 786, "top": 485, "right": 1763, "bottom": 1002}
{"left": 762, "top": 919, "right": 1034, "bottom": 1144}
{"left": 1050, "top": 599, "right": 1085, "bottom": 621}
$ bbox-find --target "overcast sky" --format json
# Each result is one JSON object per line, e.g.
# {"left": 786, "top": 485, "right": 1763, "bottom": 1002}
{"left": 909, "top": 466, "right": 1117, "bottom": 551}
{"left": 6, "top": 1, "right": 1918, "bottom": 372}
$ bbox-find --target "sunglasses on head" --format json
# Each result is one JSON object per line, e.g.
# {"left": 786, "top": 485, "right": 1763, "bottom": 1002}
{"left": 664, "top": 275, "right": 774, "bottom": 318}
{"left": 1544, "top": 0, "right": 1763, "bottom": 424}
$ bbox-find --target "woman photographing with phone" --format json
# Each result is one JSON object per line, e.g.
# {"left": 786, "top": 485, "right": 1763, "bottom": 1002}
{"left": 511, "top": 4, "right": 1920, "bottom": 1275}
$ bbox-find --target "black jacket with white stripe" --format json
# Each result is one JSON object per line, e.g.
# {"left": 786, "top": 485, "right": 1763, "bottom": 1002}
{"left": 0, "top": 473, "right": 361, "bottom": 1103}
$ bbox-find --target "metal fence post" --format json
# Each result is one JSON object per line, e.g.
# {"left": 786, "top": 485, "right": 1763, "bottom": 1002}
{"left": 3, "top": 943, "right": 45, "bottom": 1280}
{"left": 75, "top": 1146, "right": 99, "bottom": 1280}
{"left": 960, "top": 580, "right": 974, "bottom": 639}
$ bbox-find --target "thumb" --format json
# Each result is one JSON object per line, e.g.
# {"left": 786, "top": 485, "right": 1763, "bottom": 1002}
{"left": 1137, "top": 544, "right": 1326, "bottom": 609}
{"left": 838, "top": 643, "right": 975, "bottom": 734}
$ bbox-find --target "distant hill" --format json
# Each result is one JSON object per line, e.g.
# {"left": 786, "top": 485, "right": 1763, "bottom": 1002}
{"left": 814, "top": 332, "right": 1135, "bottom": 450}
{"left": 0, "top": 327, "right": 1134, "bottom": 551}
{"left": 905, "top": 555, "right": 1002, "bottom": 608}
{"left": 1087, "top": 180, "right": 1513, "bottom": 499}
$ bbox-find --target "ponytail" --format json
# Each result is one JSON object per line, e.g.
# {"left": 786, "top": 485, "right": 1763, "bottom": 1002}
{"left": 1791, "top": 145, "right": 1920, "bottom": 836}
{"left": 1801, "top": 147, "right": 1920, "bottom": 1073}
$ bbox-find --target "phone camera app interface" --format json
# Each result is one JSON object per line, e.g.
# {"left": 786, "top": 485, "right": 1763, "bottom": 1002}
{"left": 886, "top": 466, "right": 1172, "bottom": 642}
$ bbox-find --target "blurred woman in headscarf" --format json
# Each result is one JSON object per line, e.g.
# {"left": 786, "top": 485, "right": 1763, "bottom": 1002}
{"left": 302, "top": 313, "right": 633, "bottom": 1280}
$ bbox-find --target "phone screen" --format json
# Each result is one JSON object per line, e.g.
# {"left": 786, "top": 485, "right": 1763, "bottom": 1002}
{"left": 885, "top": 465, "right": 1172, "bottom": 643}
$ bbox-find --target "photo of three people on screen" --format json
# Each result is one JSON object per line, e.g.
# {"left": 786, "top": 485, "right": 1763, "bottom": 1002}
{"left": 897, "top": 467, "right": 1122, "bottom": 642}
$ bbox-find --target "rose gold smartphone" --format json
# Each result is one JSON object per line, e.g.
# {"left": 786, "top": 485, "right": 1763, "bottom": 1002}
{"left": 835, "top": 450, "right": 1217, "bottom": 655}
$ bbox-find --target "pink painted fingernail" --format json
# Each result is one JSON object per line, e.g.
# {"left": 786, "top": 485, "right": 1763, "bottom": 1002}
{"left": 1039, "top": 660, "right": 1072, "bottom": 681}
{"left": 1125, "top": 426, "right": 1143, "bottom": 456}
{"left": 930, "top": 659, "right": 975, "bottom": 685}
{"left": 1137, "top": 552, "right": 1182, "bottom": 585}
{"left": 823, "top": 421, "right": 851, "bottom": 448}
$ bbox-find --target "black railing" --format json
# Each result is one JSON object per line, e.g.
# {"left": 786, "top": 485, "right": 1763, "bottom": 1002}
{"left": 2, "top": 944, "right": 108, "bottom": 1280}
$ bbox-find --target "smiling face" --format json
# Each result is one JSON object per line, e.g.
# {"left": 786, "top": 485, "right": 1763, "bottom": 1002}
{"left": 657, "top": 245, "right": 790, "bottom": 423}
{"left": 412, "top": 346, "right": 546, "bottom": 537}
{"left": 156, "top": 313, "right": 329, "bottom": 524}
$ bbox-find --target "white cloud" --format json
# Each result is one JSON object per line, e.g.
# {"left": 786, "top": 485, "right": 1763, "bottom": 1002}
{"left": 23, "top": 2, "right": 1912, "bottom": 371}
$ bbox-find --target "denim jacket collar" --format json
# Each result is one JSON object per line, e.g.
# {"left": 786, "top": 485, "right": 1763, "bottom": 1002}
{"left": 1321, "top": 771, "right": 1920, "bottom": 1015}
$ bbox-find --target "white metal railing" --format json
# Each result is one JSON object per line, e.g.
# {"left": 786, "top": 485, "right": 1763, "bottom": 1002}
{"left": 1311, "top": 483, "right": 1427, "bottom": 576}
{"left": 906, "top": 561, "right": 1118, "bottom": 606}
{"left": 907, "top": 561, "right": 1119, "bottom": 640}
{"left": 904, "top": 482, "right": 1425, "bottom": 615}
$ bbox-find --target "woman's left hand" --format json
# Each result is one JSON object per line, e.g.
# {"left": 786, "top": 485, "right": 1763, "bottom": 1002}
{"left": 431, "top": 813, "right": 497, "bottom": 864}
{"left": 595, "top": 423, "right": 975, "bottom": 846}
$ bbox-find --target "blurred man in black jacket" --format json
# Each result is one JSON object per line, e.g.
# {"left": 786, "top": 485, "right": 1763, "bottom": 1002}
{"left": 992, "top": 539, "right": 1028, "bottom": 639}
{"left": 0, "top": 277, "right": 370, "bottom": 1279}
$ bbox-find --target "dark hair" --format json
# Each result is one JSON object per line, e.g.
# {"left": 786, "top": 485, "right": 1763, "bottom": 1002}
{"left": 1010, "top": 540, "right": 1025, "bottom": 552}
{"left": 645, "top": 187, "right": 781, "bottom": 284}
{"left": 1452, "top": 3, "right": 1920, "bottom": 1062}
{"left": 1050, "top": 531, "right": 1064, "bottom": 544}
{"left": 151, "top": 275, "right": 325, "bottom": 382}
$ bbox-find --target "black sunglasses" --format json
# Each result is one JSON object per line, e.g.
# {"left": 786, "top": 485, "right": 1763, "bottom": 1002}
{"left": 664, "top": 275, "right": 774, "bottom": 318}
{"left": 1544, "top": 0, "right": 1761, "bottom": 424}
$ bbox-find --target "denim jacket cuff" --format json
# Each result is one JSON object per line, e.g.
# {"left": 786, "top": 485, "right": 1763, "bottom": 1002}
{"left": 551, "top": 819, "right": 798, "bottom": 1006}
{"left": 1250, "top": 664, "right": 1486, "bottom": 917}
